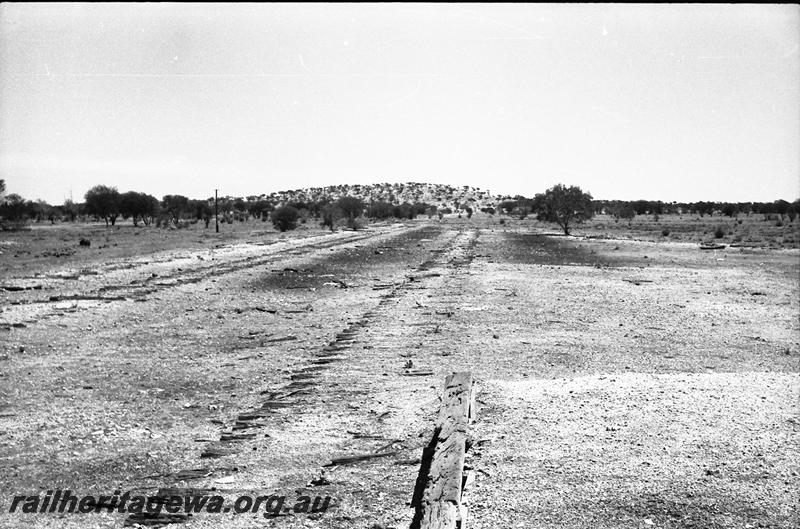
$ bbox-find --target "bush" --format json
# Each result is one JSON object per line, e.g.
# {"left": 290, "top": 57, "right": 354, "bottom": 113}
{"left": 366, "top": 201, "right": 393, "bottom": 220}
{"left": 661, "top": 229, "right": 670, "bottom": 237}
{"left": 714, "top": 226, "right": 725, "bottom": 238}
{"left": 0, "top": 219, "right": 31, "bottom": 231}
{"left": 321, "top": 204, "right": 343, "bottom": 231}
{"left": 271, "top": 206, "right": 299, "bottom": 232}
{"left": 336, "top": 196, "right": 365, "bottom": 229}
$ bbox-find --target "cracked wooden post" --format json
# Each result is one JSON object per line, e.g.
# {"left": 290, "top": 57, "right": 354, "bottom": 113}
{"left": 415, "top": 371, "right": 474, "bottom": 529}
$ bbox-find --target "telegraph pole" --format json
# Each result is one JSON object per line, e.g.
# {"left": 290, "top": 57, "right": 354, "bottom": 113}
{"left": 215, "top": 189, "right": 219, "bottom": 233}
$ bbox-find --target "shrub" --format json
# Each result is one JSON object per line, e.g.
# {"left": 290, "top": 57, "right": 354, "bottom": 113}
{"left": 661, "top": 229, "right": 670, "bottom": 237}
{"left": 336, "top": 196, "right": 365, "bottom": 229}
{"left": 271, "top": 206, "right": 299, "bottom": 232}
{"left": 0, "top": 219, "right": 31, "bottom": 231}
{"left": 366, "top": 201, "right": 393, "bottom": 220}
{"left": 321, "top": 204, "right": 343, "bottom": 231}
{"left": 714, "top": 226, "right": 725, "bottom": 238}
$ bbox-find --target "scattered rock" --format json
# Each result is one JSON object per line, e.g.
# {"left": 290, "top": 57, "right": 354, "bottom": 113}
{"left": 309, "top": 473, "right": 331, "bottom": 486}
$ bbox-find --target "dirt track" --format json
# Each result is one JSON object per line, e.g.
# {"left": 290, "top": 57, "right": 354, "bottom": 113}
{"left": 1, "top": 219, "right": 798, "bottom": 528}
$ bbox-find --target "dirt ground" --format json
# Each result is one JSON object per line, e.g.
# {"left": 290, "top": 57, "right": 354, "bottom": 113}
{"left": 0, "top": 216, "right": 798, "bottom": 529}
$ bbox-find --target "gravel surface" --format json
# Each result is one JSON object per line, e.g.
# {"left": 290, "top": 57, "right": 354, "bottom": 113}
{"left": 1, "top": 218, "right": 797, "bottom": 529}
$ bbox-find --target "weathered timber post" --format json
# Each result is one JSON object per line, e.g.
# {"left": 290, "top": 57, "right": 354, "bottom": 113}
{"left": 412, "top": 371, "right": 475, "bottom": 529}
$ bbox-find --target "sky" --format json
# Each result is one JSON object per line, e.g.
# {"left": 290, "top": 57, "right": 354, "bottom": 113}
{"left": 1, "top": 3, "right": 798, "bottom": 204}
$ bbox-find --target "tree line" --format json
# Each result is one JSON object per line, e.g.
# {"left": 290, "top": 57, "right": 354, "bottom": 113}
{"left": 0, "top": 182, "right": 437, "bottom": 232}
{"left": 487, "top": 187, "right": 799, "bottom": 235}
{"left": 497, "top": 196, "right": 800, "bottom": 224}
{"left": 1, "top": 179, "right": 797, "bottom": 235}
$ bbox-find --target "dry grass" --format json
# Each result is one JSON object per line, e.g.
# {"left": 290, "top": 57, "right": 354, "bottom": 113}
{"left": 0, "top": 219, "right": 347, "bottom": 276}
{"left": 573, "top": 214, "right": 799, "bottom": 248}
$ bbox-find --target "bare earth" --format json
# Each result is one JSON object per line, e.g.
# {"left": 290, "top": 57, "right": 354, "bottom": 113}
{"left": 0, "top": 217, "right": 798, "bottom": 529}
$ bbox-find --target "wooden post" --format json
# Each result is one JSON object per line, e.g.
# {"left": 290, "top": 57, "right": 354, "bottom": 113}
{"left": 414, "top": 371, "right": 474, "bottom": 529}
{"left": 215, "top": 189, "right": 219, "bottom": 233}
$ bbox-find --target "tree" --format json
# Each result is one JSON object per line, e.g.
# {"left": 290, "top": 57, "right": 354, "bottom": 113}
{"left": 694, "top": 201, "right": 714, "bottom": 217}
{"left": 120, "top": 191, "right": 159, "bottom": 226}
{"left": 788, "top": 199, "right": 800, "bottom": 222}
{"left": 412, "top": 202, "right": 429, "bottom": 217}
{"left": 84, "top": 185, "right": 121, "bottom": 226}
{"left": 649, "top": 200, "right": 665, "bottom": 215}
{"left": 511, "top": 196, "right": 537, "bottom": 219}
{"left": 29, "top": 199, "right": 54, "bottom": 222}
{"left": 773, "top": 199, "right": 790, "bottom": 219}
{"left": 0, "top": 193, "right": 28, "bottom": 221}
{"left": 306, "top": 198, "right": 330, "bottom": 218}
{"left": 336, "top": 196, "right": 364, "bottom": 229}
{"left": 535, "top": 184, "right": 594, "bottom": 235}
{"left": 141, "top": 195, "right": 160, "bottom": 226}
{"left": 271, "top": 205, "right": 299, "bottom": 232}
{"left": 499, "top": 200, "right": 518, "bottom": 215}
{"left": 720, "top": 203, "right": 738, "bottom": 217}
{"left": 188, "top": 199, "right": 213, "bottom": 227}
{"left": 366, "top": 201, "right": 393, "bottom": 220}
{"left": 392, "top": 203, "right": 417, "bottom": 220}
{"left": 161, "top": 195, "right": 189, "bottom": 225}
{"left": 232, "top": 198, "right": 247, "bottom": 215}
{"left": 632, "top": 199, "right": 649, "bottom": 216}
{"left": 62, "top": 199, "right": 79, "bottom": 222}
{"left": 618, "top": 203, "right": 636, "bottom": 226}
{"left": 120, "top": 191, "right": 141, "bottom": 226}
{"left": 246, "top": 200, "right": 273, "bottom": 220}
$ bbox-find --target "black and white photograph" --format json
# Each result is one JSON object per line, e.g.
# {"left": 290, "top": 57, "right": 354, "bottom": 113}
{"left": 0, "top": 3, "right": 798, "bottom": 528}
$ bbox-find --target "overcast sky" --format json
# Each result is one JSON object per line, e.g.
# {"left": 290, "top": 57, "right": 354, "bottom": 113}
{"left": 1, "top": 3, "right": 798, "bottom": 204}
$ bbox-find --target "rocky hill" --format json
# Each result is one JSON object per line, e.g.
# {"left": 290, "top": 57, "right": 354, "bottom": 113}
{"left": 249, "top": 182, "right": 501, "bottom": 211}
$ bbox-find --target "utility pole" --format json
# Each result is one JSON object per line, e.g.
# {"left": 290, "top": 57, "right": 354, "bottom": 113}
{"left": 215, "top": 189, "right": 219, "bottom": 233}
